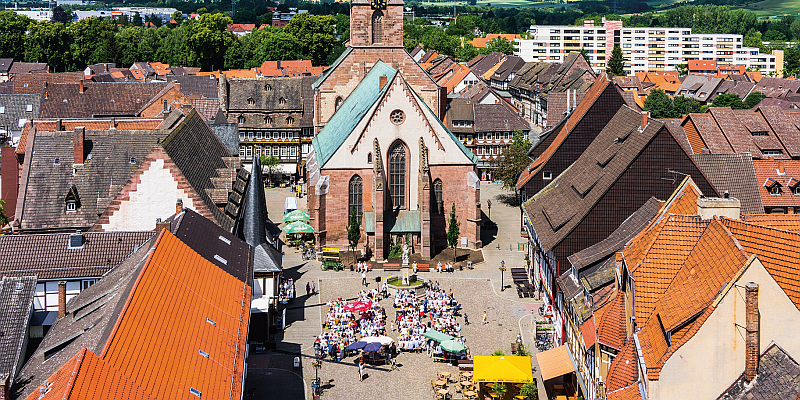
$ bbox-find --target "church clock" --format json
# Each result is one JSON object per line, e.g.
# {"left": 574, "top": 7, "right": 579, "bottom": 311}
{"left": 371, "top": 0, "right": 386, "bottom": 9}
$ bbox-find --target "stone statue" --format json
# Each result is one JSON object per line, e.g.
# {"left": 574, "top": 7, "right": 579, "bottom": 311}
{"left": 402, "top": 242, "right": 409, "bottom": 266}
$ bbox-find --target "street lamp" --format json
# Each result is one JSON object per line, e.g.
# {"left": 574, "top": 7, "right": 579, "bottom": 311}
{"left": 487, "top": 199, "right": 492, "bottom": 221}
{"left": 499, "top": 260, "right": 506, "bottom": 291}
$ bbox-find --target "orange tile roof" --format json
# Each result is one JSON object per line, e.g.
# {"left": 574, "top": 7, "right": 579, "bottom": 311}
{"left": 25, "top": 347, "right": 155, "bottom": 400}
{"left": 469, "top": 34, "right": 519, "bottom": 48}
{"left": 220, "top": 69, "right": 258, "bottom": 78}
{"left": 742, "top": 214, "right": 800, "bottom": 233}
{"left": 747, "top": 71, "right": 763, "bottom": 82}
{"left": 480, "top": 58, "right": 505, "bottom": 81}
{"left": 641, "top": 73, "right": 681, "bottom": 93}
{"left": 607, "top": 384, "right": 643, "bottom": 400}
{"left": 516, "top": 74, "right": 611, "bottom": 190}
{"left": 605, "top": 339, "right": 638, "bottom": 392}
{"left": 657, "top": 176, "right": 703, "bottom": 217}
{"left": 439, "top": 64, "right": 473, "bottom": 94}
{"left": 594, "top": 289, "right": 626, "bottom": 350}
{"left": 752, "top": 159, "right": 800, "bottom": 208}
{"left": 580, "top": 316, "right": 596, "bottom": 348}
{"left": 100, "top": 230, "right": 251, "bottom": 400}
{"left": 721, "top": 218, "right": 800, "bottom": 309}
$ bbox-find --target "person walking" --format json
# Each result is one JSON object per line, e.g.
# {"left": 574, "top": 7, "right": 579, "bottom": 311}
{"left": 362, "top": 272, "right": 367, "bottom": 287}
{"left": 359, "top": 359, "right": 365, "bottom": 382}
{"left": 464, "top": 313, "right": 470, "bottom": 325}
{"left": 482, "top": 311, "right": 488, "bottom": 325}
{"left": 306, "top": 282, "right": 311, "bottom": 297}
{"left": 311, "top": 281, "right": 316, "bottom": 295}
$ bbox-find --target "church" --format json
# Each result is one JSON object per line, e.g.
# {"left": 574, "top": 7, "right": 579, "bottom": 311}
{"left": 307, "top": 0, "right": 481, "bottom": 259}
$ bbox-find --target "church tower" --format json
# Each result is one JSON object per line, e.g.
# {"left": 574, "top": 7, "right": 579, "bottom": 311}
{"left": 349, "top": 0, "right": 404, "bottom": 47}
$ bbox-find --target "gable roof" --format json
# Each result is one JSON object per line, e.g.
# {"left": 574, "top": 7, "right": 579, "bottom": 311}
{"left": 166, "top": 75, "right": 219, "bottom": 99}
{"left": 9, "top": 63, "right": 48, "bottom": 75}
{"left": 594, "top": 289, "right": 626, "bottom": 351}
{"left": 312, "top": 61, "right": 397, "bottom": 168}
{"left": 473, "top": 103, "right": 530, "bottom": 133}
{"left": 13, "top": 72, "right": 84, "bottom": 95}
{"left": 15, "top": 229, "right": 251, "bottom": 400}
{"left": 468, "top": 52, "right": 504, "bottom": 77}
{"left": 718, "top": 343, "right": 800, "bottom": 400}
{"left": 690, "top": 152, "right": 764, "bottom": 214}
{"left": 605, "top": 339, "right": 639, "bottom": 393}
{"left": 741, "top": 213, "right": 800, "bottom": 233}
{"left": 0, "top": 94, "right": 41, "bottom": 130}
{"left": 40, "top": 82, "right": 176, "bottom": 118}
{"left": 0, "top": 276, "right": 36, "bottom": 382}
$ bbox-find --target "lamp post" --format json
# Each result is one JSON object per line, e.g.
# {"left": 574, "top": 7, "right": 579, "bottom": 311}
{"left": 487, "top": 199, "right": 492, "bottom": 221}
{"left": 499, "top": 260, "right": 506, "bottom": 291}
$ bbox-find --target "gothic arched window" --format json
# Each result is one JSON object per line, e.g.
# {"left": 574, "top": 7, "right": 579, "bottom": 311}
{"left": 389, "top": 143, "right": 406, "bottom": 209}
{"left": 372, "top": 11, "right": 383, "bottom": 44}
{"left": 433, "top": 179, "right": 443, "bottom": 214}
{"left": 349, "top": 175, "right": 363, "bottom": 223}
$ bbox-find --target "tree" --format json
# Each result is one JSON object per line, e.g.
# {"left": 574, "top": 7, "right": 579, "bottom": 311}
{"left": 672, "top": 95, "right": 702, "bottom": 116}
{"left": 489, "top": 130, "right": 531, "bottom": 190}
{"left": 184, "top": 13, "right": 237, "bottom": 70}
{"left": 420, "top": 27, "right": 460, "bottom": 58}
{"left": 485, "top": 37, "right": 514, "bottom": 55}
{"left": 116, "top": 26, "right": 142, "bottom": 66}
{"left": 260, "top": 155, "right": 279, "bottom": 184}
{"left": 171, "top": 10, "right": 184, "bottom": 26}
{"left": 0, "top": 11, "right": 32, "bottom": 61}
{"left": 0, "top": 200, "right": 9, "bottom": 229}
{"left": 25, "top": 21, "right": 71, "bottom": 72}
{"left": 52, "top": 6, "right": 70, "bottom": 24}
{"left": 744, "top": 91, "right": 767, "bottom": 109}
{"left": 456, "top": 43, "right": 479, "bottom": 62}
{"left": 607, "top": 45, "right": 625, "bottom": 76}
{"left": 155, "top": 26, "right": 186, "bottom": 66}
{"left": 446, "top": 203, "right": 460, "bottom": 263}
{"left": 347, "top": 206, "right": 361, "bottom": 255}
{"left": 284, "top": 13, "right": 338, "bottom": 66}
{"left": 520, "top": 382, "right": 538, "bottom": 400}
{"left": 711, "top": 93, "right": 746, "bottom": 109}
{"left": 784, "top": 47, "right": 800, "bottom": 77}
{"left": 675, "top": 63, "right": 688, "bottom": 76}
{"left": 132, "top": 11, "right": 142, "bottom": 27}
{"left": 643, "top": 89, "right": 674, "bottom": 118}
{"left": 67, "top": 17, "right": 118, "bottom": 70}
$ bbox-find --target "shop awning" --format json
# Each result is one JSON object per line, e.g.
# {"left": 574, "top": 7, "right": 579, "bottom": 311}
{"left": 536, "top": 345, "right": 577, "bottom": 381}
{"left": 422, "top": 330, "right": 454, "bottom": 343}
{"left": 473, "top": 356, "right": 533, "bottom": 383}
{"left": 250, "top": 296, "right": 272, "bottom": 313}
{"left": 276, "top": 163, "right": 297, "bottom": 174}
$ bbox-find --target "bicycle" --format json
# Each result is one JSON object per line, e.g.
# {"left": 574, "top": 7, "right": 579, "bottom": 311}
{"left": 311, "top": 377, "right": 323, "bottom": 396}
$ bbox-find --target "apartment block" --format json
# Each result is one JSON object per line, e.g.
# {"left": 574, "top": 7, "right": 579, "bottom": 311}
{"left": 515, "top": 19, "right": 782, "bottom": 76}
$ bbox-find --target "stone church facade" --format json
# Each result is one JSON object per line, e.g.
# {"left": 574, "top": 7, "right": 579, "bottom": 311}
{"left": 308, "top": 61, "right": 481, "bottom": 260}
{"left": 311, "top": 0, "right": 443, "bottom": 133}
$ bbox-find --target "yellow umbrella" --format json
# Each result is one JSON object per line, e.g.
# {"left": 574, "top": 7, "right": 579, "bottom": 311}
{"left": 472, "top": 356, "right": 533, "bottom": 383}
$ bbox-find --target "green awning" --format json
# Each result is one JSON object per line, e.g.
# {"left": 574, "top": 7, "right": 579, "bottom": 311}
{"left": 422, "top": 330, "right": 454, "bottom": 343}
{"left": 441, "top": 339, "right": 466, "bottom": 352}
{"left": 282, "top": 221, "right": 314, "bottom": 234}
{"left": 283, "top": 209, "right": 310, "bottom": 222}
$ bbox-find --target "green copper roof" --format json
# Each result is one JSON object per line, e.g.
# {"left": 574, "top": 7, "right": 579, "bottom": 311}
{"left": 312, "top": 60, "right": 397, "bottom": 168}
{"left": 312, "top": 46, "right": 353, "bottom": 90}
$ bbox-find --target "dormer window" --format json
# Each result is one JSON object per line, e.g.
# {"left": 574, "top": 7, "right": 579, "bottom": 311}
{"left": 770, "top": 185, "right": 781, "bottom": 195}
{"left": 265, "top": 116, "right": 272, "bottom": 125}
{"left": 279, "top": 97, "right": 286, "bottom": 105}
{"left": 286, "top": 117, "right": 294, "bottom": 125}
{"left": 66, "top": 201, "right": 76, "bottom": 212}
{"left": 54, "top": 157, "right": 60, "bottom": 165}
{"left": 129, "top": 157, "right": 136, "bottom": 164}
{"left": 265, "top": 84, "right": 271, "bottom": 91}
{"left": 543, "top": 171, "right": 552, "bottom": 180}
{"left": 794, "top": 186, "right": 800, "bottom": 195}
{"left": 751, "top": 131, "right": 768, "bottom": 136}
{"left": 237, "top": 116, "right": 245, "bottom": 124}
{"left": 247, "top": 98, "right": 255, "bottom": 105}
{"left": 762, "top": 150, "right": 782, "bottom": 156}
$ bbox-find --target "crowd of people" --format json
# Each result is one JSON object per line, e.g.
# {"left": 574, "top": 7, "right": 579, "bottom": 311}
{"left": 436, "top": 261, "right": 456, "bottom": 273}
{"left": 278, "top": 277, "right": 295, "bottom": 303}
{"left": 316, "top": 294, "right": 388, "bottom": 361}
{"left": 392, "top": 287, "right": 465, "bottom": 357}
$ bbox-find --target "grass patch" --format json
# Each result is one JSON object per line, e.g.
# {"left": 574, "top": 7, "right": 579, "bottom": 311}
{"left": 386, "top": 277, "right": 425, "bottom": 287}
{"left": 733, "top": 0, "right": 800, "bottom": 18}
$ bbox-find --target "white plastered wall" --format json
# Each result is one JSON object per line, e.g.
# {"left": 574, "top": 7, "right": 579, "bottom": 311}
{"left": 650, "top": 257, "right": 800, "bottom": 400}
{"left": 102, "top": 158, "right": 194, "bottom": 231}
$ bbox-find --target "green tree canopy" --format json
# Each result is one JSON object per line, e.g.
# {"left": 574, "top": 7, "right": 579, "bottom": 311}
{"left": 643, "top": 89, "right": 673, "bottom": 119}
{"left": 347, "top": 206, "right": 361, "bottom": 253}
{"left": 710, "top": 93, "right": 746, "bottom": 109}
{"left": 184, "top": 13, "right": 237, "bottom": 71}
{"left": 67, "top": 17, "right": 118, "bottom": 70}
{"left": 456, "top": 43, "right": 479, "bottom": 63}
{"left": 484, "top": 37, "right": 515, "bottom": 55}
{"left": 607, "top": 45, "right": 625, "bottom": 76}
{"left": 284, "top": 13, "right": 338, "bottom": 66}
{"left": 446, "top": 203, "right": 460, "bottom": 262}
{"left": 25, "top": 21, "right": 71, "bottom": 72}
{"left": 489, "top": 130, "right": 532, "bottom": 190}
{"left": 0, "top": 11, "right": 32, "bottom": 61}
{"left": 672, "top": 96, "right": 702, "bottom": 117}
{"left": 743, "top": 91, "right": 767, "bottom": 109}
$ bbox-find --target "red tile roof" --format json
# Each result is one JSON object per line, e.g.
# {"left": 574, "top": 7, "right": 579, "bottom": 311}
{"left": 469, "top": 34, "right": 519, "bottom": 48}
{"left": 606, "top": 384, "right": 643, "bottom": 400}
{"left": 753, "top": 159, "right": 800, "bottom": 208}
{"left": 605, "top": 339, "right": 638, "bottom": 392}
{"left": 594, "top": 290, "right": 626, "bottom": 351}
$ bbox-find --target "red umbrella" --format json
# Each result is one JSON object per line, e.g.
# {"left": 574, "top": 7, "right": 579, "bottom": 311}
{"left": 344, "top": 300, "right": 372, "bottom": 313}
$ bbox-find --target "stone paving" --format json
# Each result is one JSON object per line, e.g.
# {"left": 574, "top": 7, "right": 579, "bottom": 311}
{"left": 245, "top": 183, "right": 549, "bottom": 400}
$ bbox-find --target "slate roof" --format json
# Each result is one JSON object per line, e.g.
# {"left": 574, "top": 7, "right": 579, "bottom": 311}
{"left": 15, "top": 118, "right": 164, "bottom": 156}
{"left": 754, "top": 77, "right": 800, "bottom": 97}
{"left": 168, "top": 208, "right": 255, "bottom": 283}
{"left": 0, "top": 276, "right": 36, "bottom": 382}
{"left": 13, "top": 72, "right": 84, "bottom": 95}
{"left": 191, "top": 98, "right": 222, "bottom": 120}
{"left": 40, "top": 82, "right": 174, "bottom": 118}
{"left": 0, "top": 231, "right": 154, "bottom": 279}
{"left": 660, "top": 118, "right": 692, "bottom": 154}
{"left": 467, "top": 52, "right": 504, "bottom": 77}
{"left": 691, "top": 152, "right": 764, "bottom": 214}
{"left": 718, "top": 344, "right": 800, "bottom": 400}
{"left": 0, "top": 94, "right": 40, "bottom": 129}
{"left": 568, "top": 197, "right": 660, "bottom": 271}
{"left": 472, "top": 103, "right": 530, "bottom": 133}
{"left": 13, "top": 230, "right": 250, "bottom": 400}
{"left": 491, "top": 56, "right": 525, "bottom": 81}
{"left": 223, "top": 76, "right": 314, "bottom": 129}
{"left": 233, "top": 157, "right": 282, "bottom": 273}
{"left": 0, "top": 58, "right": 13, "bottom": 73}
{"left": 167, "top": 74, "right": 219, "bottom": 99}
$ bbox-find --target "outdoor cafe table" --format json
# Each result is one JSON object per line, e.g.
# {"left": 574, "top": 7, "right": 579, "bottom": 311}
{"left": 439, "top": 371, "right": 451, "bottom": 378}
{"left": 437, "top": 389, "right": 450, "bottom": 395}
{"left": 435, "top": 380, "right": 447, "bottom": 387}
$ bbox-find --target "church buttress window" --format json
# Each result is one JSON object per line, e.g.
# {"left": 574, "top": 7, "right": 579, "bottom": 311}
{"left": 389, "top": 143, "right": 406, "bottom": 209}
{"left": 349, "top": 175, "right": 363, "bottom": 223}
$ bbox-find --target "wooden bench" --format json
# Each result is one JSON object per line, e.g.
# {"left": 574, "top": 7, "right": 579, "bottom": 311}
{"left": 383, "top": 264, "right": 401, "bottom": 271}
{"left": 416, "top": 264, "right": 430, "bottom": 272}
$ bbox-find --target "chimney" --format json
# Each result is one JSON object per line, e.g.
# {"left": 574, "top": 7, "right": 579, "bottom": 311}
{"left": 573, "top": 89, "right": 577, "bottom": 111}
{"left": 744, "top": 282, "right": 759, "bottom": 383}
{"left": 778, "top": 160, "right": 785, "bottom": 174}
{"left": 701, "top": 148, "right": 711, "bottom": 154}
{"left": 58, "top": 281, "right": 67, "bottom": 319}
{"left": 379, "top": 75, "right": 387, "bottom": 90}
{"left": 565, "top": 90, "right": 570, "bottom": 114}
{"left": 640, "top": 111, "right": 649, "bottom": 131}
{"left": 155, "top": 218, "right": 170, "bottom": 233}
{"left": 181, "top": 103, "right": 192, "bottom": 114}
{"left": 0, "top": 373, "right": 8, "bottom": 400}
{"left": 55, "top": 119, "right": 62, "bottom": 132}
{"left": 697, "top": 195, "right": 741, "bottom": 220}
{"left": 73, "top": 127, "right": 85, "bottom": 165}
{"left": 163, "top": 99, "right": 169, "bottom": 112}
{"left": 176, "top": 198, "right": 183, "bottom": 214}
{"left": 79, "top": 79, "right": 84, "bottom": 94}
{"left": 104, "top": 63, "right": 108, "bottom": 72}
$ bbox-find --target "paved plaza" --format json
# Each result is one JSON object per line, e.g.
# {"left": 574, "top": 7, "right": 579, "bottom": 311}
{"left": 245, "top": 183, "right": 547, "bottom": 400}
